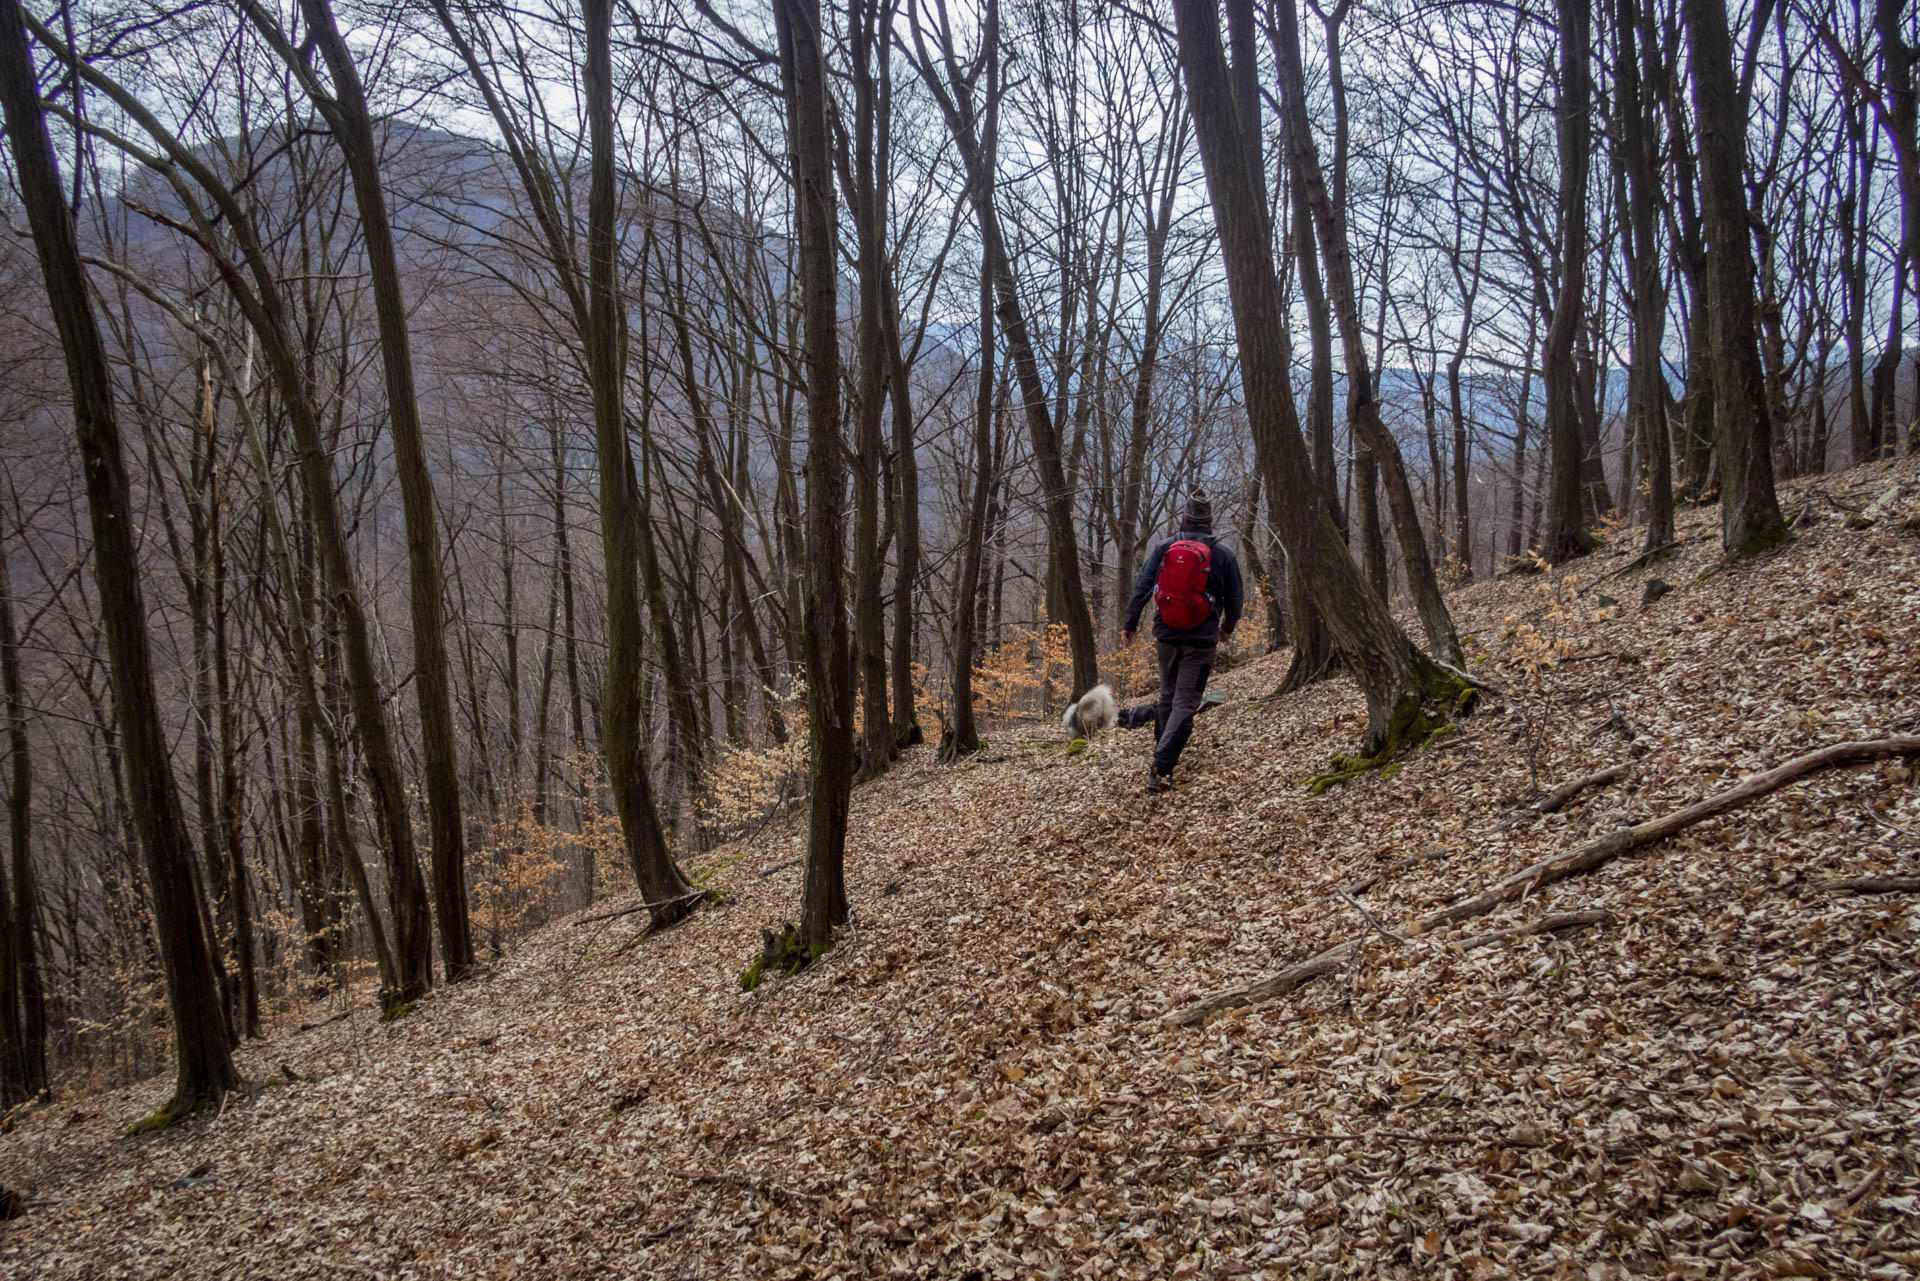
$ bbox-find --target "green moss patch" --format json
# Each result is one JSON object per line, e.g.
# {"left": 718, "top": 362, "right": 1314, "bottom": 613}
{"left": 1305, "top": 662, "right": 1474, "bottom": 795}
{"left": 125, "top": 1089, "right": 222, "bottom": 1136}
{"left": 1736, "top": 521, "right": 1789, "bottom": 558}
{"left": 740, "top": 924, "right": 830, "bottom": 991}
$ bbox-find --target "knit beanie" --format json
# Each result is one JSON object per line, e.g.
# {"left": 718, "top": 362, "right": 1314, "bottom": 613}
{"left": 1182, "top": 491, "right": 1213, "bottom": 532}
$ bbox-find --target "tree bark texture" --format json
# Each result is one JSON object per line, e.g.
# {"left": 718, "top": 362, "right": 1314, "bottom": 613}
{"left": 584, "top": 0, "right": 697, "bottom": 925}
{"left": 0, "top": 0, "right": 237, "bottom": 1109}
{"left": 1542, "top": 0, "right": 1594, "bottom": 564}
{"left": 778, "top": 0, "right": 856, "bottom": 945}
{"left": 1173, "top": 0, "right": 1446, "bottom": 751}
{"left": 1683, "top": 0, "right": 1786, "bottom": 555}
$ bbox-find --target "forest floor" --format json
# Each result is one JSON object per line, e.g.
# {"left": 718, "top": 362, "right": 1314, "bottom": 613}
{"left": 6, "top": 456, "right": 1920, "bottom": 1280}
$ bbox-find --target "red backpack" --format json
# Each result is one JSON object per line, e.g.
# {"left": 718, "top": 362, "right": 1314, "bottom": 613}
{"left": 1153, "top": 538, "right": 1213, "bottom": 630}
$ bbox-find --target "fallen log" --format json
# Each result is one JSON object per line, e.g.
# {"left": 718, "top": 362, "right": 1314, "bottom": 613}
{"left": 1165, "top": 734, "right": 1920, "bottom": 1027}
{"left": 1817, "top": 875, "right": 1920, "bottom": 896}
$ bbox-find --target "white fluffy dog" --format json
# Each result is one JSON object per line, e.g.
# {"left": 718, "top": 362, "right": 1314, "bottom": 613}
{"left": 1059, "top": 683, "right": 1118, "bottom": 738}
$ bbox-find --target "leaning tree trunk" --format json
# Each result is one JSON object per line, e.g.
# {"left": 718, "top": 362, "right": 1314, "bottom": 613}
{"left": 778, "top": 0, "right": 856, "bottom": 947}
{"left": 1173, "top": 0, "right": 1458, "bottom": 753}
{"left": 1266, "top": 0, "right": 1461, "bottom": 667}
{"left": 584, "top": 0, "right": 698, "bottom": 926}
{"left": 1684, "top": 0, "right": 1785, "bottom": 555}
{"left": 0, "top": 0, "right": 236, "bottom": 1111}
{"left": 253, "top": 0, "right": 474, "bottom": 981}
{"left": 908, "top": 0, "right": 1100, "bottom": 700}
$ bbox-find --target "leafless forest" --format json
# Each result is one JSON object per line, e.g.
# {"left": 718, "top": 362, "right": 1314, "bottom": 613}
{"left": 0, "top": 0, "right": 1913, "bottom": 1113}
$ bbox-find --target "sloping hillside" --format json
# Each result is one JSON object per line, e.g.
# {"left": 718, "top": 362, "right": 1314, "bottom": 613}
{"left": 5, "top": 459, "right": 1919, "bottom": 1280}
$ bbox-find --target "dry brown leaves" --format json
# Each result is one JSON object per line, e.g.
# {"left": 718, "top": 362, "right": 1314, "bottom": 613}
{"left": 5, "top": 458, "right": 1920, "bottom": 1279}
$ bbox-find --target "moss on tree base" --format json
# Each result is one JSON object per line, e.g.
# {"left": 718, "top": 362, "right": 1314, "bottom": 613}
{"left": 1305, "top": 662, "right": 1474, "bottom": 795}
{"left": 1734, "top": 521, "right": 1789, "bottom": 558}
{"left": 125, "top": 1089, "right": 222, "bottom": 1136}
{"left": 740, "top": 924, "right": 830, "bottom": 991}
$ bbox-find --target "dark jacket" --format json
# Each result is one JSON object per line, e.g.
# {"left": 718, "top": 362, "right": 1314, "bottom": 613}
{"left": 1124, "top": 526, "right": 1245, "bottom": 646}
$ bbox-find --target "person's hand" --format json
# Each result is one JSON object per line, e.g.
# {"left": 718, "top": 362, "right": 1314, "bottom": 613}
{"left": 1221, "top": 627, "right": 1235, "bottom": 642}
{"left": 1121, "top": 629, "right": 1134, "bottom": 647}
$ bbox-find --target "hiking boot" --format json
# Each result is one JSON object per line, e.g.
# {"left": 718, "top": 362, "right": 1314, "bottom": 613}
{"left": 1147, "top": 766, "right": 1172, "bottom": 793}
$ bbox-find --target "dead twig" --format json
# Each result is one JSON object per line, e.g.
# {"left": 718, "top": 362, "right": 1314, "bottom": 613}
{"left": 1497, "top": 763, "right": 1629, "bottom": 830}
{"left": 1336, "top": 891, "right": 1406, "bottom": 943}
{"left": 1316, "top": 847, "right": 1450, "bottom": 901}
{"left": 1166, "top": 734, "right": 1920, "bottom": 1027}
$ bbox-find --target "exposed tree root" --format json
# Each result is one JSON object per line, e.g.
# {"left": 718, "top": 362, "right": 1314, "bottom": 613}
{"left": 1166, "top": 734, "right": 1920, "bottom": 1027}
{"left": 576, "top": 887, "right": 715, "bottom": 927}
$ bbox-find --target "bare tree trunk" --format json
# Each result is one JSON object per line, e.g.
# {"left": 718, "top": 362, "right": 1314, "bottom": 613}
{"left": 1278, "top": 160, "right": 1341, "bottom": 692}
{"left": 203, "top": 362, "right": 258, "bottom": 1037}
{"left": 582, "top": 0, "right": 698, "bottom": 926}
{"left": 908, "top": 0, "right": 1100, "bottom": 699}
{"left": 1542, "top": 0, "right": 1594, "bottom": 564}
{"left": 944, "top": 260, "right": 996, "bottom": 761}
{"left": 1877, "top": 0, "right": 1920, "bottom": 317}
{"left": 0, "top": 510, "right": 47, "bottom": 1103}
{"left": 883, "top": 271, "right": 923, "bottom": 749}
{"left": 1114, "top": 108, "right": 1184, "bottom": 636}
{"left": 1872, "top": 270, "right": 1906, "bottom": 459}
{"left": 1684, "top": 0, "right": 1785, "bottom": 555}
{"left": 1174, "top": 0, "right": 1461, "bottom": 753}
{"left": 843, "top": 0, "right": 895, "bottom": 778}
{"left": 0, "top": 0, "right": 237, "bottom": 1110}
{"left": 1447, "top": 195, "right": 1485, "bottom": 578}
{"left": 877, "top": 12, "right": 923, "bottom": 751}
{"left": 1843, "top": 98, "right": 1875, "bottom": 465}
{"left": 1238, "top": 474, "right": 1286, "bottom": 647}
{"left": 778, "top": 0, "right": 855, "bottom": 946}
{"left": 1616, "top": 0, "right": 1674, "bottom": 554}
{"left": 245, "top": 0, "right": 474, "bottom": 981}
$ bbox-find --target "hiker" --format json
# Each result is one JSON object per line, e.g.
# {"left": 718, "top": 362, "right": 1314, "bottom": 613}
{"left": 1121, "top": 491, "right": 1244, "bottom": 792}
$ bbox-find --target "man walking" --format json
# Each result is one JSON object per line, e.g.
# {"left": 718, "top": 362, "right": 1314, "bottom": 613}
{"left": 1122, "top": 492, "right": 1244, "bottom": 792}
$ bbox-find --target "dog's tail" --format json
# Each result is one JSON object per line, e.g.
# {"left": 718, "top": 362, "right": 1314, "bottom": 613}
{"left": 1061, "top": 683, "right": 1118, "bottom": 737}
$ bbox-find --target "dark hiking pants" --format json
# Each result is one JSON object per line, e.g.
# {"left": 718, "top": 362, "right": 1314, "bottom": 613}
{"left": 1153, "top": 642, "right": 1215, "bottom": 778}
